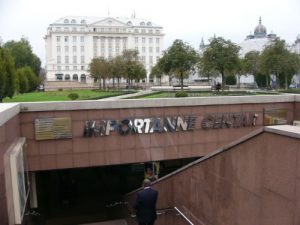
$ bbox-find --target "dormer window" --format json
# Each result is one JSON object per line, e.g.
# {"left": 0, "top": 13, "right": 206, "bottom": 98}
{"left": 140, "top": 22, "right": 145, "bottom": 26}
{"left": 64, "top": 19, "right": 69, "bottom": 24}
{"left": 146, "top": 22, "right": 152, "bottom": 26}
{"left": 81, "top": 20, "right": 86, "bottom": 24}
{"left": 127, "top": 21, "right": 132, "bottom": 26}
{"left": 71, "top": 19, "right": 76, "bottom": 24}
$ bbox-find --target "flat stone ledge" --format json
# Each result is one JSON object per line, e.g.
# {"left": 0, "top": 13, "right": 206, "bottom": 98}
{"left": 20, "top": 94, "right": 296, "bottom": 112}
{"left": 0, "top": 103, "right": 20, "bottom": 126}
{"left": 265, "top": 125, "right": 300, "bottom": 139}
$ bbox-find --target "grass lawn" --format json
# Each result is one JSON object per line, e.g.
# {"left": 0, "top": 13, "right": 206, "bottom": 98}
{"left": 132, "top": 90, "right": 281, "bottom": 99}
{"left": 3, "top": 89, "right": 133, "bottom": 102}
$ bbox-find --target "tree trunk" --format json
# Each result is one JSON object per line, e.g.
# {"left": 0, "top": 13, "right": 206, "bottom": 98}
{"left": 113, "top": 77, "right": 115, "bottom": 89}
{"left": 103, "top": 78, "right": 106, "bottom": 89}
{"left": 285, "top": 74, "right": 288, "bottom": 90}
{"left": 117, "top": 78, "right": 120, "bottom": 89}
{"left": 237, "top": 75, "right": 240, "bottom": 89}
{"left": 98, "top": 76, "right": 102, "bottom": 89}
{"left": 180, "top": 72, "right": 184, "bottom": 91}
{"left": 221, "top": 71, "right": 225, "bottom": 89}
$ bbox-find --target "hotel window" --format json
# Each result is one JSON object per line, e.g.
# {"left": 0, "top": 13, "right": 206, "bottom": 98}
{"left": 142, "top": 38, "right": 145, "bottom": 43}
{"left": 142, "top": 47, "right": 146, "bottom": 53}
{"left": 81, "top": 65, "right": 84, "bottom": 70}
{"left": 135, "top": 46, "right": 138, "bottom": 51}
{"left": 156, "top": 47, "right": 160, "bottom": 53}
{"left": 141, "top": 29, "right": 146, "bottom": 33}
{"left": 116, "top": 46, "right": 120, "bottom": 53}
{"left": 149, "top": 47, "right": 152, "bottom": 53}
{"left": 73, "top": 66, "right": 77, "bottom": 70}
{"left": 57, "top": 56, "right": 61, "bottom": 64}
{"left": 156, "top": 38, "right": 160, "bottom": 43}
{"left": 65, "top": 56, "right": 69, "bottom": 64}
{"left": 72, "top": 36, "right": 77, "bottom": 42}
{"left": 64, "top": 36, "right": 69, "bottom": 42}
{"left": 64, "top": 19, "right": 69, "bottom": 24}
{"left": 57, "top": 46, "right": 61, "bottom": 52}
{"left": 149, "top": 29, "right": 153, "bottom": 34}
{"left": 80, "top": 27, "right": 84, "bottom": 32}
{"left": 57, "top": 36, "right": 61, "bottom": 42}
{"left": 81, "top": 56, "right": 85, "bottom": 63}
{"left": 66, "top": 66, "right": 69, "bottom": 70}
{"left": 72, "top": 27, "right": 77, "bottom": 32}
{"left": 80, "top": 36, "right": 84, "bottom": 42}
{"left": 141, "top": 56, "right": 145, "bottom": 63}
{"left": 116, "top": 28, "right": 119, "bottom": 32}
{"left": 64, "top": 27, "right": 69, "bottom": 31}
{"left": 81, "top": 46, "right": 84, "bottom": 52}
{"left": 135, "top": 37, "right": 138, "bottom": 43}
{"left": 57, "top": 65, "right": 61, "bottom": 70}
{"left": 149, "top": 56, "right": 153, "bottom": 64}
{"left": 149, "top": 38, "right": 153, "bottom": 43}
{"left": 135, "top": 29, "right": 139, "bottom": 33}
{"left": 73, "top": 56, "right": 77, "bottom": 64}
{"left": 71, "top": 19, "right": 76, "bottom": 24}
{"left": 156, "top": 30, "right": 160, "bottom": 34}
{"left": 65, "top": 46, "right": 69, "bottom": 52}
{"left": 56, "top": 27, "right": 61, "bottom": 31}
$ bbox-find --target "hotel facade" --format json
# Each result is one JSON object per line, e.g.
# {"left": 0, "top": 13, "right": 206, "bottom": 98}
{"left": 44, "top": 16, "right": 164, "bottom": 83}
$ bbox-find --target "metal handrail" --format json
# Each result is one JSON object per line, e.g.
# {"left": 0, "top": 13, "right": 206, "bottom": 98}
{"left": 128, "top": 207, "right": 194, "bottom": 224}
{"left": 174, "top": 207, "right": 194, "bottom": 225}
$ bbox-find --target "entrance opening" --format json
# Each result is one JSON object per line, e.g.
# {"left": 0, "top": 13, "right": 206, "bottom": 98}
{"left": 34, "top": 158, "right": 199, "bottom": 225}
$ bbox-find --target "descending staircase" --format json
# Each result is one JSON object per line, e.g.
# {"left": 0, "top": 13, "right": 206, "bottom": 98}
{"left": 80, "top": 219, "right": 128, "bottom": 225}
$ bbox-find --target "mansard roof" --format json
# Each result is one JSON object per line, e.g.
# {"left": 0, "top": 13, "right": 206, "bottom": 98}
{"left": 51, "top": 16, "right": 162, "bottom": 28}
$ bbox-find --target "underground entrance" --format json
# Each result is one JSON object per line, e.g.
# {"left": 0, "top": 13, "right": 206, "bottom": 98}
{"left": 30, "top": 157, "right": 199, "bottom": 225}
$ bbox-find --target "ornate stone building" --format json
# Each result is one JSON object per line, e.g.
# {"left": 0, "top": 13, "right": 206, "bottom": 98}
{"left": 44, "top": 16, "right": 164, "bottom": 83}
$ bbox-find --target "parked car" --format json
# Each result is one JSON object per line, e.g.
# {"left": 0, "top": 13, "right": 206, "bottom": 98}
{"left": 37, "top": 84, "right": 45, "bottom": 92}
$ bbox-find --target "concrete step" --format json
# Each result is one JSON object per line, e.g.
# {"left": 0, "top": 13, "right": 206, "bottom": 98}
{"left": 79, "top": 219, "right": 127, "bottom": 225}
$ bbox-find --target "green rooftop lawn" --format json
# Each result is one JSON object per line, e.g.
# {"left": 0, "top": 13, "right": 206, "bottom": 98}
{"left": 3, "top": 89, "right": 132, "bottom": 102}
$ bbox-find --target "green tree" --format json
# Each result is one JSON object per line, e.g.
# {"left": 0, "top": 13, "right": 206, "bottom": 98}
{"left": 259, "top": 38, "right": 300, "bottom": 89}
{"left": 150, "top": 63, "right": 164, "bottom": 86}
{"left": 18, "top": 66, "right": 37, "bottom": 92}
{"left": 157, "top": 39, "right": 198, "bottom": 90}
{"left": 3, "top": 38, "right": 41, "bottom": 75}
{"left": 0, "top": 47, "right": 16, "bottom": 102}
{"left": 122, "top": 50, "right": 139, "bottom": 88}
{"left": 197, "top": 55, "right": 218, "bottom": 84}
{"left": 16, "top": 68, "right": 29, "bottom": 94}
{"left": 131, "top": 61, "right": 147, "bottom": 82}
{"left": 89, "top": 57, "right": 110, "bottom": 89}
{"left": 242, "top": 51, "right": 260, "bottom": 87}
{"left": 110, "top": 56, "right": 125, "bottom": 89}
{"left": 201, "top": 37, "right": 240, "bottom": 87}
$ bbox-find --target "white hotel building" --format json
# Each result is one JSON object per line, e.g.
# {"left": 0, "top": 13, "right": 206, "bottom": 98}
{"left": 44, "top": 16, "right": 164, "bottom": 84}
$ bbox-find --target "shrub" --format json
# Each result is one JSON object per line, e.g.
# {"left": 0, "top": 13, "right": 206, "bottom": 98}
{"left": 175, "top": 91, "right": 188, "bottom": 97}
{"left": 68, "top": 93, "right": 79, "bottom": 100}
{"left": 226, "top": 75, "right": 236, "bottom": 85}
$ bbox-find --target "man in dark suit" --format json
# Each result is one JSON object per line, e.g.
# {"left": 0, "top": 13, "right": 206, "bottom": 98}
{"left": 133, "top": 179, "right": 158, "bottom": 225}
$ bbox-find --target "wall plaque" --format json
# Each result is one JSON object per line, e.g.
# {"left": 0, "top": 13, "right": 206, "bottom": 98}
{"left": 264, "top": 108, "right": 288, "bottom": 126}
{"left": 35, "top": 117, "right": 72, "bottom": 141}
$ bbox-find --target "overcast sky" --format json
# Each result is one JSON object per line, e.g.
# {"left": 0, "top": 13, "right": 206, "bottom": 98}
{"left": 1, "top": 0, "right": 300, "bottom": 66}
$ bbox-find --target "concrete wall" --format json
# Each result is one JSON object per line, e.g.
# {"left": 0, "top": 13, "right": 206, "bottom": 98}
{"left": 126, "top": 130, "right": 300, "bottom": 225}
{"left": 21, "top": 101, "right": 295, "bottom": 171}
{"left": 0, "top": 114, "right": 21, "bottom": 225}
